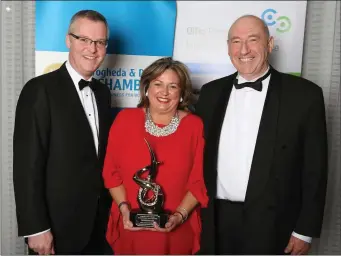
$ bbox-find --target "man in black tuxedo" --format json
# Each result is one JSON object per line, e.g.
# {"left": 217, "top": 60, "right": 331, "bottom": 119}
{"left": 196, "top": 15, "right": 328, "bottom": 255}
{"left": 13, "top": 10, "right": 113, "bottom": 255}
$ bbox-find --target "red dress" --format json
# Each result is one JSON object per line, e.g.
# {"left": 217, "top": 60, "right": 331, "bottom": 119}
{"left": 103, "top": 108, "right": 208, "bottom": 255}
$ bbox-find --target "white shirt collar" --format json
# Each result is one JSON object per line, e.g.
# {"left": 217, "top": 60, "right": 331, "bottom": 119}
{"left": 237, "top": 65, "right": 270, "bottom": 84}
{"left": 65, "top": 61, "right": 93, "bottom": 89}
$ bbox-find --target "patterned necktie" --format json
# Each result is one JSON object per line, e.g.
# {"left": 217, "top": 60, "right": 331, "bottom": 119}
{"left": 233, "top": 69, "right": 271, "bottom": 92}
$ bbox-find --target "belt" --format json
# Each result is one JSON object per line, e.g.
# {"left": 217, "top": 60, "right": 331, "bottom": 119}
{"left": 215, "top": 198, "right": 244, "bottom": 206}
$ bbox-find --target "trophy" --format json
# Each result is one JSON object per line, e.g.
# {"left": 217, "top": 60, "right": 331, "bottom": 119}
{"left": 130, "top": 138, "right": 169, "bottom": 228}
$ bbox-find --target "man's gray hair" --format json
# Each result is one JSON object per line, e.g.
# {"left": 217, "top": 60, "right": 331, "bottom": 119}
{"left": 68, "top": 10, "right": 109, "bottom": 39}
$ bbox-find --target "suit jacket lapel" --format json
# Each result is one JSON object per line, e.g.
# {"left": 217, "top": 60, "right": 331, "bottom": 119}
{"left": 205, "top": 74, "right": 236, "bottom": 197}
{"left": 57, "top": 63, "right": 98, "bottom": 157}
{"left": 244, "top": 68, "right": 282, "bottom": 207}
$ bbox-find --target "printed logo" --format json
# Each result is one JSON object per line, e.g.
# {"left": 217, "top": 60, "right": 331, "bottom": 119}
{"left": 261, "top": 9, "right": 292, "bottom": 33}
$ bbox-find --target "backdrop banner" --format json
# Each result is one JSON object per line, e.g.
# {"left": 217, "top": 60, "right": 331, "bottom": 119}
{"left": 36, "top": 1, "right": 307, "bottom": 108}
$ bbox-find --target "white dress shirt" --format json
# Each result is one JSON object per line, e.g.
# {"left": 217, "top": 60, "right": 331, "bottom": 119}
{"left": 25, "top": 61, "right": 99, "bottom": 238}
{"left": 216, "top": 66, "right": 312, "bottom": 243}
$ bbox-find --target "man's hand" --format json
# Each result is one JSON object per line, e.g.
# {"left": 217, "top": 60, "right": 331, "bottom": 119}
{"left": 28, "top": 231, "right": 55, "bottom": 255}
{"left": 285, "top": 235, "right": 311, "bottom": 255}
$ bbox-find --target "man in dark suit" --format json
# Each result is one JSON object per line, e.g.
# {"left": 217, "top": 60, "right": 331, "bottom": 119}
{"left": 196, "top": 15, "right": 328, "bottom": 255}
{"left": 13, "top": 10, "right": 113, "bottom": 255}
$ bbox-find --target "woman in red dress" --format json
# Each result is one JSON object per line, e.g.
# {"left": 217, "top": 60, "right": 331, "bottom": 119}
{"left": 103, "top": 57, "right": 208, "bottom": 254}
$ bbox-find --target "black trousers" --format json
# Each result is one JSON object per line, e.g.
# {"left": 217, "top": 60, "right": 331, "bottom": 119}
{"left": 79, "top": 204, "right": 113, "bottom": 255}
{"left": 215, "top": 199, "right": 289, "bottom": 255}
{"left": 215, "top": 198, "right": 245, "bottom": 255}
{"left": 27, "top": 201, "right": 113, "bottom": 255}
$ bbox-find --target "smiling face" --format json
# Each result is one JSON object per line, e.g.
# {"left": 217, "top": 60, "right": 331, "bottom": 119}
{"left": 228, "top": 16, "right": 274, "bottom": 80}
{"left": 66, "top": 17, "right": 107, "bottom": 80}
{"left": 147, "top": 69, "right": 181, "bottom": 116}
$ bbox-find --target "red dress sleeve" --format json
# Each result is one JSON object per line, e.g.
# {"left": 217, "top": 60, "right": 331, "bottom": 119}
{"left": 102, "top": 111, "right": 124, "bottom": 189}
{"left": 186, "top": 119, "right": 209, "bottom": 207}
{"left": 186, "top": 117, "right": 209, "bottom": 254}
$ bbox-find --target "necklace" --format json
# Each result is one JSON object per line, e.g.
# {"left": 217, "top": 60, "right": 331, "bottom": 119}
{"left": 145, "top": 108, "right": 180, "bottom": 137}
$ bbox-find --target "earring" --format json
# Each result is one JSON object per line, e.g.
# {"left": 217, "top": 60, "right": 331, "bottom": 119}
{"left": 146, "top": 91, "right": 149, "bottom": 97}
{"left": 180, "top": 97, "right": 183, "bottom": 102}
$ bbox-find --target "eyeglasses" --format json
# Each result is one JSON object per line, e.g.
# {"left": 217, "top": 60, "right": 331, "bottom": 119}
{"left": 69, "top": 33, "right": 108, "bottom": 49}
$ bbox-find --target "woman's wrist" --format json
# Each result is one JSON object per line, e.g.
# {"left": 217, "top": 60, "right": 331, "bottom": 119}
{"left": 172, "top": 212, "right": 184, "bottom": 224}
{"left": 118, "top": 201, "right": 130, "bottom": 213}
{"left": 176, "top": 207, "right": 189, "bottom": 222}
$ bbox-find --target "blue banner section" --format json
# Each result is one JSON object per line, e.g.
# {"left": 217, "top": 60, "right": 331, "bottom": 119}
{"left": 36, "top": 1, "right": 176, "bottom": 56}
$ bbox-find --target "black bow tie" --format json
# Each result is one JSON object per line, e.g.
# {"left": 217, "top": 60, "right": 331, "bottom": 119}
{"left": 233, "top": 69, "right": 271, "bottom": 92}
{"left": 78, "top": 79, "right": 95, "bottom": 91}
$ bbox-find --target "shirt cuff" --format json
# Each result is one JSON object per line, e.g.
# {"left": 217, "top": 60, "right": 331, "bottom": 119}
{"left": 24, "top": 229, "right": 50, "bottom": 238}
{"left": 292, "top": 231, "right": 312, "bottom": 243}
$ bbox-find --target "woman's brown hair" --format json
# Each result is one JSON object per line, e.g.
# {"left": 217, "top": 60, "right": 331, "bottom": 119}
{"left": 137, "top": 57, "right": 192, "bottom": 110}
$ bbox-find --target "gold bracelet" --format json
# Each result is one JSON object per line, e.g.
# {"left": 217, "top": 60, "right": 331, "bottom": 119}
{"left": 174, "top": 211, "right": 185, "bottom": 224}
{"left": 177, "top": 207, "right": 188, "bottom": 221}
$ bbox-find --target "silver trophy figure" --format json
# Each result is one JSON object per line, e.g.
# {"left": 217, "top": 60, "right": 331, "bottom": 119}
{"left": 130, "top": 139, "right": 169, "bottom": 228}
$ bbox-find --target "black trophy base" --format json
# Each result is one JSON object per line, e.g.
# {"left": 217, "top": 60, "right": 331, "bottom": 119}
{"left": 130, "top": 210, "right": 169, "bottom": 228}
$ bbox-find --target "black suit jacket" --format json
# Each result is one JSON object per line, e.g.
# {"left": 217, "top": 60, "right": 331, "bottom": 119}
{"left": 13, "top": 63, "right": 113, "bottom": 253}
{"left": 195, "top": 68, "right": 328, "bottom": 254}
